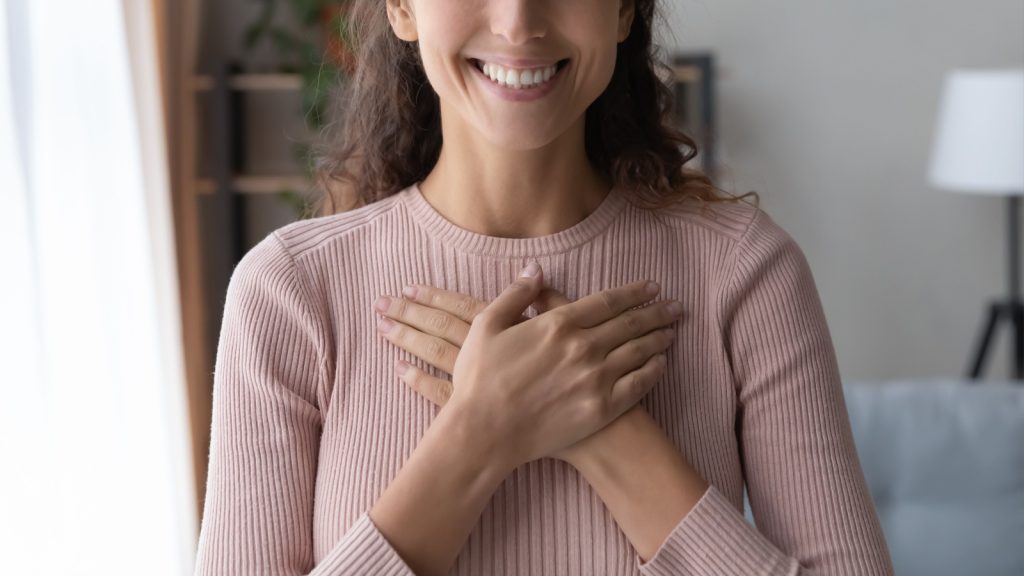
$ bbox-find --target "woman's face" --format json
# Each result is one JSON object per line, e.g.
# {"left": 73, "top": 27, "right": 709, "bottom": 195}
{"left": 387, "top": 0, "right": 635, "bottom": 151}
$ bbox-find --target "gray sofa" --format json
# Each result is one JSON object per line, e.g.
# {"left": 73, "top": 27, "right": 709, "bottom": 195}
{"left": 743, "top": 379, "right": 1024, "bottom": 576}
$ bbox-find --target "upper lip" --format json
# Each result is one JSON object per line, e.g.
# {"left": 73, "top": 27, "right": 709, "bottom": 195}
{"left": 469, "top": 56, "right": 567, "bottom": 68}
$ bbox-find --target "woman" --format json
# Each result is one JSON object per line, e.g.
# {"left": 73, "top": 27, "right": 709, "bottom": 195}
{"left": 194, "top": 1, "right": 895, "bottom": 575}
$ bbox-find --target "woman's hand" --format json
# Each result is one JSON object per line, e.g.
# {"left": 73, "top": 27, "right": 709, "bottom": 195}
{"left": 374, "top": 277, "right": 602, "bottom": 462}
{"left": 372, "top": 263, "right": 682, "bottom": 467}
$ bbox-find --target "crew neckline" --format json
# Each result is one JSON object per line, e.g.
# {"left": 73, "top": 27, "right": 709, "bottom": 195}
{"left": 402, "top": 180, "right": 629, "bottom": 257}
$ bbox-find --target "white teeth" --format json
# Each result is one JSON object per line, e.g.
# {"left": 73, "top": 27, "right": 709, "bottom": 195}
{"left": 476, "top": 60, "right": 560, "bottom": 89}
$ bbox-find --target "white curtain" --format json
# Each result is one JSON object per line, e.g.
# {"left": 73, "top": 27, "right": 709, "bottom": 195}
{"left": 0, "top": 1, "right": 197, "bottom": 574}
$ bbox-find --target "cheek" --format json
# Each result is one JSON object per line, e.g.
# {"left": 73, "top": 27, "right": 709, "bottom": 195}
{"left": 416, "top": 39, "right": 470, "bottom": 102}
{"left": 414, "top": 5, "right": 474, "bottom": 84}
{"left": 572, "top": 46, "right": 618, "bottom": 106}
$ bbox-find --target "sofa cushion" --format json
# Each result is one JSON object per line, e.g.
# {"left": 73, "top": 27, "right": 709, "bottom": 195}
{"left": 740, "top": 379, "right": 1024, "bottom": 576}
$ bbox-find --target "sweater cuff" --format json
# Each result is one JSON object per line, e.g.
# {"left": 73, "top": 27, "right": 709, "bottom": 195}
{"left": 311, "top": 511, "right": 417, "bottom": 576}
{"left": 636, "top": 484, "right": 799, "bottom": 576}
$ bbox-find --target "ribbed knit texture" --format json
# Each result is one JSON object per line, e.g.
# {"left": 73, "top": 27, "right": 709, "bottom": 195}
{"left": 193, "top": 181, "right": 894, "bottom": 575}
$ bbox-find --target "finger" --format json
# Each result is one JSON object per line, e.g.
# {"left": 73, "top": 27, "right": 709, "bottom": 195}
{"left": 532, "top": 287, "right": 573, "bottom": 314}
{"left": 375, "top": 294, "right": 471, "bottom": 347}
{"left": 604, "top": 326, "right": 676, "bottom": 378}
{"left": 397, "top": 360, "right": 453, "bottom": 407}
{"left": 562, "top": 280, "right": 661, "bottom": 328}
{"left": 606, "top": 353, "right": 666, "bottom": 421}
{"left": 400, "top": 284, "right": 488, "bottom": 325}
{"left": 478, "top": 261, "right": 545, "bottom": 329}
{"left": 378, "top": 317, "right": 459, "bottom": 374}
{"left": 588, "top": 298, "right": 683, "bottom": 351}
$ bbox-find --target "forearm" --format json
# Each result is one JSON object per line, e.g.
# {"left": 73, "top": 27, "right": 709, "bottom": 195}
{"left": 369, "top": 403, "right": 514, "bottom": 576}
{"left": 567, "top": 407, "right": 709, "bottom": 561}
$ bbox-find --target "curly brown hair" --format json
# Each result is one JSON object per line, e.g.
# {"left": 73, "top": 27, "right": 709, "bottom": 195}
{"left": 308, "top": 0, "right": 759, "bottom": 218}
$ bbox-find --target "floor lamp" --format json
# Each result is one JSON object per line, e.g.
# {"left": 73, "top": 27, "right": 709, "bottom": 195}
{"left": 928, "top": 68, "right": 1024, "bottom": 381}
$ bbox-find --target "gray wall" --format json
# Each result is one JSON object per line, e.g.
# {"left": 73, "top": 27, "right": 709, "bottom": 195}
{"left": 659, "top": 0, "right": 1024, "bottom": 381}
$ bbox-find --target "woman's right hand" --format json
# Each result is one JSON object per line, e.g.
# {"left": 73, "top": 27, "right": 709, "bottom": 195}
{"left": 445, "top": 261, "right": 682, "bottom": 470}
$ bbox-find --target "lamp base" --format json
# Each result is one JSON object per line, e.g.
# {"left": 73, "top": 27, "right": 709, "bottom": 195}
{"left": 967, "top": 195, "right": 1023, "bottom": 382}
{"left": 967, "top": 298, "right": 1024, "bottom": 380}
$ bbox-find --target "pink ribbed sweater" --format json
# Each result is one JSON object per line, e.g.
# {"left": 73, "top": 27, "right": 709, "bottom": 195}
{"left": 193, "top": 181, "right": 894, "bottom": 575}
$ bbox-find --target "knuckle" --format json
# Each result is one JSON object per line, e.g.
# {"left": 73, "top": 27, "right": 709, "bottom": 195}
{"left": 550, "top": 309, "right": 574, "bottom": 333}
{"left": 427, "top": 310, "right": 453, "bottom": 333}
{"left": 599, "top": 290, "right": 617, "bottom": 314}
{"left": 584, "top": 394, "right": 609, "bottom": 423}
{"left": 426, "top": 339, "right": 447, "bottom": 363}
{"left": 405, "top": 369, "right": 420, "bottom": 391}
{"left": 393, "top": 298, "right": 410, "bottom": 319}
{"left": 622, "top": 368, "right": 638, "bottom": 397}
{"left": 453, "top": 296, "right": 477, "bottom": 319}
{"left": 588, "top": 364, "right": 610, "bottom": 388}
{"left": 423, "top": 289, "right": 440, "bottom": 307}
{"left": 386, "top": 322, "right": 404, "bottom": 342}
{"left": 433, "top": 380, "right": 452, "bottom": 404}
{"left": 567, "top": 334, "right": 594, "bottom": 359}
{"left": 622, "top": 312, "right": 641, "bottom": 334}
{"left": 624, "top": 339, "right": 644, "bottom": 361}
{"left": 617, "top": 370, "right": 643, "bottom": 401}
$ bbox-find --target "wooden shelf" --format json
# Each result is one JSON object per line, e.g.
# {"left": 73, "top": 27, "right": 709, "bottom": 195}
{"left": 671, "top": 64, "right": 703, "bottom": 83}
{"left": 191, "top": 73, "right": 303, "bottom": 92}
{"left": 196, "top": 175, "right": 313, "bottom": 195}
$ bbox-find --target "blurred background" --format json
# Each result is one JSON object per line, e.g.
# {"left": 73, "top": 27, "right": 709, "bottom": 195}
{"left": 1, "top": 0, "right": 1021, "bottom": 574}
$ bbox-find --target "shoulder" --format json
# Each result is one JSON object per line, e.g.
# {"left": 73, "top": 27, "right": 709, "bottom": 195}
{"left": 269, "top": 191, "right": 408, "bottom": 261}
{"left": 229, "top": 192, "right": 405, "bottom": 303}
{"left": 643, "top": 195, "right": 800, "bottom": 260}
{"left": 714, "top": 203, "right": 816, "bottom": 301}
{"left": 646, "top": 196, "right": 805, "bottom": 283}
{"left": 648, "top": 192, "right": 795, "bottom": 248}
{"left": 644, "top": 195, "right": 763, "bottom": 245}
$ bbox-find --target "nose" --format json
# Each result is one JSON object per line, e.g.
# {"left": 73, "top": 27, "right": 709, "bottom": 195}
{"left": 490, "top": 0, "right": 547, "bottom": 45}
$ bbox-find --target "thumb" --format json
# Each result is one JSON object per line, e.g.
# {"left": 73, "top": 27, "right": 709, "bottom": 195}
{"left": 483, "top": 261, "right": 545, "bottom": 328}
{"left": 533, "top": 286, "right": 572, "bottom": 314}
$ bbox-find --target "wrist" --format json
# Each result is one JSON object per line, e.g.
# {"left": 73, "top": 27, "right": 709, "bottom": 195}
{"left": 562, "top": 405, "right": 648, "bottom": 469}
{"left": 437, "top": 399, "right": 520, "bottom": 478}
{"left": 564, "top": 406, "right": 709, "bottom": 562}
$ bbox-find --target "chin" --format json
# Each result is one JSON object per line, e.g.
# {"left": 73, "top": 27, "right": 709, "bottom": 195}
{"left": 484, "top": 131, "right": 561, "bottom": 152}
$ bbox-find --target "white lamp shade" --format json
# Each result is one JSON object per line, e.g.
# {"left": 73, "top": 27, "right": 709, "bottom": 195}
{"left": 928, "top": 68, "right": 1024, "bottom": 195}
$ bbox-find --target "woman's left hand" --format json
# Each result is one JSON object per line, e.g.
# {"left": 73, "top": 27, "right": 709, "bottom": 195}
{"left": 372, "top": 283, "right": 604, "bottom": 464}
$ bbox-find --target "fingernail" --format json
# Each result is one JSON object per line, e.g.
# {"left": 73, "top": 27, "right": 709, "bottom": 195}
{"left": 402, "top": 285, "right": 418, "bottom": 299}
{"left": 520, "top": 261, "right": 540, "bottom": 278}
{"left": 646, "top": 281, "right": 660, "bottom": 295}
{"left": 374, "top": 296, "right": 391, "bottom": 312}
{"left": 377, "top": 317, "right": 395, "bottom": 333}
{"left": 396, "top": 360, "right": 409, "bottom": 376}
{"left": 666, "top": 301, "right": 683, "bottom": 316}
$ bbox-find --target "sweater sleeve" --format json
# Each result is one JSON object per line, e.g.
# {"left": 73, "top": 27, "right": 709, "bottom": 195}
{"left": 637, "top": 208, "right": 895, "bottom": 575}
{"left": 193, "top": 232, "right": 415, "bottom": 576}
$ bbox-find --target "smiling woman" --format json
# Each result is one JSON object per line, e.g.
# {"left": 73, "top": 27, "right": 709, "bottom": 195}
{"left": 308, "top": 0, "right": 752, "bottom": 215}
{"left": 192, "top": 1, "right": 896, "bottom": 575}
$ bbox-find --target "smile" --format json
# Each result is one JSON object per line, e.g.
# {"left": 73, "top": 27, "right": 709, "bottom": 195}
{"left": 467, "top": 58, "right": 570, "bottom": 102}
{"left": 471, "top": 59, "right": 569, "bottom": 89}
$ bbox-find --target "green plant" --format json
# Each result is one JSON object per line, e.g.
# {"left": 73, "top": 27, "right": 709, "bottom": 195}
{"left": 243, "top": 0, "right": 352, "bottom": 218}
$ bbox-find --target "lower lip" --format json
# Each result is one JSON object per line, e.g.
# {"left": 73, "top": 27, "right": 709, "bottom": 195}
{"left": 468, "top": 59, "right": 568, "bottom": 102}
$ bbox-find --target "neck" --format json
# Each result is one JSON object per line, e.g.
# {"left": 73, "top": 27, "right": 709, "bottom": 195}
{"left": 417, "top": 112, "right": 612, "bottom": 239}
